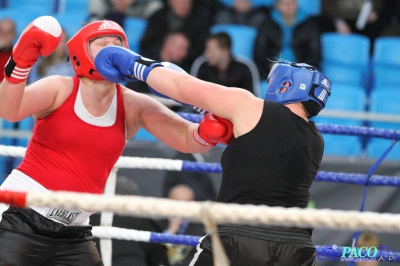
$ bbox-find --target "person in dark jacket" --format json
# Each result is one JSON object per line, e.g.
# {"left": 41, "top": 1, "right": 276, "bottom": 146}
{"left": 140, "top": 0, "right": 212, "bottom": 71}
{"left": 254, "top": 0, "right": 321, "bottom": 79}
{"left": 190, "top": 32, "right": 260, "bottom": 96}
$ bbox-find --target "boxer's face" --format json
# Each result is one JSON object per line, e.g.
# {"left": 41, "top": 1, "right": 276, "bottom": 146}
{"left": 89, "top": 36, "right": 123, "bottom": 60}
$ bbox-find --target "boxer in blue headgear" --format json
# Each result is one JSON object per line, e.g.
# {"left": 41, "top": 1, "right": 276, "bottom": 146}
{"left": 265, "top": 61, "right": 331, "bottom": 117}
{"left": 94, "top": 45, "right": 332, "bottom": 266}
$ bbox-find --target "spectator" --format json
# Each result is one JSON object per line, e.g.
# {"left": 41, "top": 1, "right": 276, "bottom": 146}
{"left": 319, "top": 0, "right": 386, "bottom": 52}
{"left": 191, "top": 32, "right": 260, "bottom": 96}
{"left": 127, "top": 31, "right": 191, "bottom": 95}
{"left": 158, "top": 31, "right": 191, "bottom": 72}
{"left": 162, "top": 152, "right": 217, "bottom": 202}
{"left": 91, "top": 176, "right": 170, "bottom": 266}
{"left": 254, "top": 0, "right": 321, "bottom": 78}
{"left": 192, "top": 0, "right": 226, "bottom": 17}
{"left": 160, "top": 151, "right": 217, "bottom": 266}
{"left": 88, "top": 0, "right": 164, "bottom": 21}
{"left": 0, "top": 18, "right": 16, "bottom": 82}
{"left": 140, "top": 0, "right": 212, "bottom": 71}
{"left": 379, "top": 0, "right": 400, "bottom": 36}
{"left": 214, "top": 0, "right": 268, "bottom": 28}
{"left": 356, "top": 232, "right": 381, "bottom": 266}
{"left": 163, "top": 184, "right": 209, "bottom": 266}
{"left": 28, "top": 29, "right": 74, "bottom": 83}
{"left": 164, "top": 184, "right": 196, "bottom": 236}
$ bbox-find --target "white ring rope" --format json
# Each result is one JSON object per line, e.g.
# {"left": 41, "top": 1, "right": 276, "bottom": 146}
{"left": 92, "top": 226, "right": 151, "bottom": 242}
{"left": 1, "top": 144, "right": 400, "bottom": 233}
{"left": 17, "top": 191, "right": 400, "bottom": 233}
{"left": 0, "top": 145, "right": 183, "bottom": 170}
{"left": 0, "top": 145, "right": 27, "bottom": 158}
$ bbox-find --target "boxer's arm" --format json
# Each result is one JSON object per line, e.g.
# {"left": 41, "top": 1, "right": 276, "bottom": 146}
{"left": 94, "top": 47, "right": 208, "bottom": 115}
{"left": 94, "top": 45, "right": 261, "bottom": 130}
{"left": 0, "top": 16, "right": 63, "bottom": 121}
{"left": 4, "top": 16, "right": 62, "bottom": 84}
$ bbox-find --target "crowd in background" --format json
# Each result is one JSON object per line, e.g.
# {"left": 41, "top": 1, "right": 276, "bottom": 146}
{"left": 1, "top": 0, "right": 400, "bottom": 92}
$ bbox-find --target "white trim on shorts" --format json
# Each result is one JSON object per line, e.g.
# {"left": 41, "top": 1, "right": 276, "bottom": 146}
{"left": 0, "top": 170, "right": 93, "bottom": 226}
{"left": 188, "top": 235, "right": 208, "bottom": 266}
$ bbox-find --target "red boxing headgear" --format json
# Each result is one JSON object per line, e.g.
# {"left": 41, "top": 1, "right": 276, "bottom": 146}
{"left": 67, "top": 20, "right": 128, "bottom": 81}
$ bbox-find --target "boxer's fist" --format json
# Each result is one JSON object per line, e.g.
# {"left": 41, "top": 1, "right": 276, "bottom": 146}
{"left": 94, "top": 46, "right": 163, "bottom": 83}
{"left": 194, "top": 113, "right": 234, "bottom": 146}
{"left": 4, "top": 16, "right": 62, "bottom": 83}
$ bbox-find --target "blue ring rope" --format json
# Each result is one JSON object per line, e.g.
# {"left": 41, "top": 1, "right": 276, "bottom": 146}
{"left": 177, "top": 112, "right": 400, "bottom": 140}
{"left": 144, "top": 232, "right": 400, "bottom": 263}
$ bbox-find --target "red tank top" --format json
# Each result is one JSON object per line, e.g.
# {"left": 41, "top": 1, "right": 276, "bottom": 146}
{"left": 17, "top": 77, "right": 126, "bottom": 193}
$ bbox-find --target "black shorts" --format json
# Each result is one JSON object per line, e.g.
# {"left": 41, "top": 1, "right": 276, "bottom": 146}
{"left": 0, "top": 207, "right": 103, "bottom": 266}
{"left": 189, "top": 224, "right": 316, "bottom": 266}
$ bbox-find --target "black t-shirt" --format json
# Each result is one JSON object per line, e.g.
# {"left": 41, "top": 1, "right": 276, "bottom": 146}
{"left": 218, "top": 101, "right": 324, "bottom": 208}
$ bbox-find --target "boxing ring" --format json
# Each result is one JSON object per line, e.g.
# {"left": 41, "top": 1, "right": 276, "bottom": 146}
{"left": 1, "top": 113, "right": 400, "bottom": 265}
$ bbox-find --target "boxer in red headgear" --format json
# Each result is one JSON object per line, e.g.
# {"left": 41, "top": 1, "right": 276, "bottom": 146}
{"left": 0, "top": 18, "right": 232, "bottom": 265}
{"left": 67, "top": 20, "right": 128, "bottom": 81}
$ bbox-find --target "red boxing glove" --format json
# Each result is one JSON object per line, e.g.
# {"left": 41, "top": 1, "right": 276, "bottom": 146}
{"left": 194, "top": 113, "right": 234, "bottom": 147}
{"left": 4, "top": 16, "right": 62, "bottom": 84}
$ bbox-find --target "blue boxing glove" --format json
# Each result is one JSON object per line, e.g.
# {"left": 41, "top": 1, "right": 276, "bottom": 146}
{"left": 95, "top": 47, "right": 208, "bottom": 115}
{"left": 94, "top": 46, "right": 163, "bottom": 83}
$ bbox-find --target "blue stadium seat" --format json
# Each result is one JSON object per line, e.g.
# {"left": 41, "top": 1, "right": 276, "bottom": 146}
{"left": 210, "top": 24, "right": 257, "bottom": 61}
{"left": 133, "top": 128, "right": 158, "bottom": 142}
{"left": 124, "top": 16, "right": 148, "bottom": 53}
{"left": 322, "top": 64, "right": 366, "bottom": 88}
{"left": 298, "top": 0, "right": 321, "bottom": 16}
{"left": 313, "top": 84, "right": 367, "bottom": 126}
{"left": 7, "top": 0, "right": 52, "bottom": 13}
{"left": 373, "top": 37, "right": 400, "bottom": 67}
{"left": 53, "top": 10, "right": 88, "bottom": 36}
{"left": 368, "top": 88, "right": 400, "bottom": 130}
{"left": 366, "top": 88, "right": 400, "bottom": 160}
{"left": 322, "top": 134, "right": 363, "bottom": 158}
{"left": 0, "top": 120, "right": 16, "bottom": 183}
{"left": 62, "top": 0, "right": 90, "bottom": 14}
{"left": 0, "top": 117, "right": 34, "bottom": 181}
{"left": 216, "top": 0, "right": 234, "bottom": 7}
{"left": 372, "top": 37, "right": 400, "bottom": 89}
{"left": 313, "top": 84, "right": 367, "bottom": 157}
{"left": 0, "top": 5, "right": 86, "bottom": 37}
{"left": 13, "top": 117, "right": 34, "bottom": 168}
{"left": 321, "top": 33, "right": 371, "bottom": 91}
{"left": 251, "top": 0, "right": 274, "bottom": 8}
{"left": 259, "top": 80, "right": 268, "bottom": 98}
{"left": 366, "top": 139, "right": 400, "bottom": 160}
{"left": 0, "top": 9, "right": 39, "bottom": 36}
{"left": 373, "top": 67, "right": 400, "bottom": 89}
{"left": 321, "top": 33, "right": 371, "bottom": 68}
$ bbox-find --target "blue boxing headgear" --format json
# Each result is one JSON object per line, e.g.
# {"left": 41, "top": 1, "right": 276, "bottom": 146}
{"left": 264, "top": 62, "right": 331, "bottom": 117}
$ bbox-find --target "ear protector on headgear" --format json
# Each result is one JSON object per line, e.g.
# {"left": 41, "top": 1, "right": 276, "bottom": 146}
{"left": 264, "top": 61, "right": 331, "bottom": 117}
{"left": 67, "top": 20, "right": 128, "bottom": 81}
